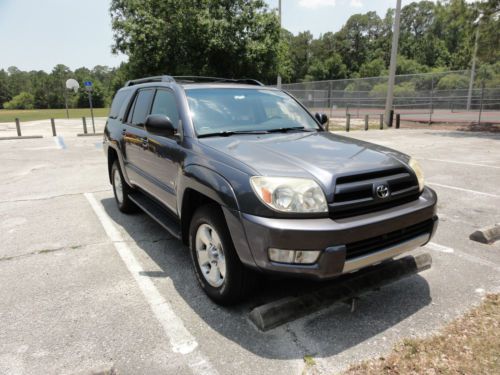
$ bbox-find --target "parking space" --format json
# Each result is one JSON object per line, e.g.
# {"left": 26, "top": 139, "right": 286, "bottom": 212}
{"left": 1, "top": 129, "right": 499, "bottom": 374}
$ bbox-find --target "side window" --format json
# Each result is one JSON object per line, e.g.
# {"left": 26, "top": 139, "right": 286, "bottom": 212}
{"left": 151, "top": 89, "right": 180, "bottom": 129}
{"left": 109, "top": 90, "right": 128, "bottom": 119}
{"left": 130, "top": 89, "right": 155, "bottom": 127}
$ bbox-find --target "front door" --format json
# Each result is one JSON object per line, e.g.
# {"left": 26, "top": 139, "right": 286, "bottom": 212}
{"left": 141, "top": 88, "right": 183, "bottom": 214}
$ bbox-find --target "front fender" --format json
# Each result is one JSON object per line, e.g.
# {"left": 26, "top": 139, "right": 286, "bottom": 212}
{"left": 178, "top": 164, "right": 239, "bottom": 211}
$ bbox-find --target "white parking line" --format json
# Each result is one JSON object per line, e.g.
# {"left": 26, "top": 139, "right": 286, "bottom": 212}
{"left": 427, "top": 182, "right": 500, "bottom": 199}
{"left": 54, "top": 136, "right": 66, "bottom": 150}
{"left": 84, "top": 192, "right": 218, "bottom": 375}
{"left": 422, "top": 158, "right": 500, "bottom": 169}
{"left": 425, "top": 242, "right": 454, "bottom": 253}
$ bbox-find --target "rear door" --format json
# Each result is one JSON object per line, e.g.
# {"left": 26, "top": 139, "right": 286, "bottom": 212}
{"left": 140, "top": 88, "right": 182, "bottom": 213}
{"left": 122, "top": 88, "right": 155, "bottom": 187}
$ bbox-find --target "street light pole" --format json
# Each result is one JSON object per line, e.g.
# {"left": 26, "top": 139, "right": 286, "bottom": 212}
{"left": 384, "top": 0, "right": 402, "bottom": 127}
{"left": 277, "top": 0, "right": 282, "bottom": 89}
{"left": 467, "top": 21, "right": 480, "bottom": 111}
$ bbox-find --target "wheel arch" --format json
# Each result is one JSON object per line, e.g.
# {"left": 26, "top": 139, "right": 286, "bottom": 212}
{"left": 107, "top": 144, "right": 129, "bottom": 186}
{"left": 178, "top": 164, "right": 240, "bottom": 245}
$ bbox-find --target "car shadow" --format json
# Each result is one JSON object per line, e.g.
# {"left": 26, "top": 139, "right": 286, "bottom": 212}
{"left": 100, "top": 197, "right": 432, "bottom": 360}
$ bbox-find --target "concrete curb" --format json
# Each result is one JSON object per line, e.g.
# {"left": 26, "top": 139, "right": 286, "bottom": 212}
{"left": 249, "top": 253, "right": 432, "bottom": 331}
{"left": 470, "top": 224, "right": 500, "bottom": 244}
{"left": 0, "top": 135, "right": 44, "bottom": 140}
{"left": 77, "top": 133, "right": 104, "bottom": 137}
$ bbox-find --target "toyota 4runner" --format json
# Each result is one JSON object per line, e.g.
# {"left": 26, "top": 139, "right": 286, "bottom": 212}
{"left": 104, "top": 75, "right": 438, "bottom": 305}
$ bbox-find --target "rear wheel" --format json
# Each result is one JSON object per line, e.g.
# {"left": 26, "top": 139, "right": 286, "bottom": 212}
{"left": 189, "top": 204, "right": 256, "bottom": 305}
{"left": 111, "top": 161, "right": 137, "bottom": 213}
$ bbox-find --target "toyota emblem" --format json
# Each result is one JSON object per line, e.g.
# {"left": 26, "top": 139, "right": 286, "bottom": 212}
{"left": 375, "top": 184, "right": 390, "bottom": 199}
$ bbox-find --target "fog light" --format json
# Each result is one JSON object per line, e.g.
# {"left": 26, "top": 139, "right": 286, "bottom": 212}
{"left": 268, "top": 248, "right": 295, "bottom": 263}
{"left": 268, "top": 248, "right": 321, "bottom": 264}
{"left": 294, "top": 250, "right": 320, "bottom": 264}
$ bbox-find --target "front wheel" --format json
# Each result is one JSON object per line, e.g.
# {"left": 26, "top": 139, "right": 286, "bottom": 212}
{"left": 189, "top": 204, "right": 257, "bottom": 305}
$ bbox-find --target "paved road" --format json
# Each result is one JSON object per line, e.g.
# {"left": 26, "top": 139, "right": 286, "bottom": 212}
{"left": 1, "top": 129, "right": 499, "bottom": 374}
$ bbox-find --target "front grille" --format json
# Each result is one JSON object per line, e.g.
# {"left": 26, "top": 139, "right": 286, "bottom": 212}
{"left": 330, "top": 167, "right": 420, "bottom": 219}
{"left": 345, "top": 219, "right": 434, "bottom": 260}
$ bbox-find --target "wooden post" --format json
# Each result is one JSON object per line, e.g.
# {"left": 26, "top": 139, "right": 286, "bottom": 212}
{"left": 50, "top": 118, "right": 56, "bottom": 136}
{"left": 379, "top": 114, "right": 383, "bottom": 130}
{"left": 15, "top": 118, "right": 21, "bottom": 136}
{"left": 346, "top": 114, "right": 350, "bottom": 132}
{"left": 396, "top": 113, "right": 401, "bottom": 129}
{"left": 82, "top": 117, "right": 88, "bottom": 134}
{"left": 364, "top": 114, "right": 369, "bottom": 131}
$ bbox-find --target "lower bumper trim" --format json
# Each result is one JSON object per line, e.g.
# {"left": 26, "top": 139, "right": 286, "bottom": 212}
{"left": 342, "top": 233, "right": 430, "bottom": 273}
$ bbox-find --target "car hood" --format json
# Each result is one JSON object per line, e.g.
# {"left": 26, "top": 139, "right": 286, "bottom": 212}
{"left": 199, "top": 131, "right": 409, "bottom": 191}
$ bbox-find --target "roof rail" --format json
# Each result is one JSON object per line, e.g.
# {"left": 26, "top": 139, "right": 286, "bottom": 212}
{"left": 173, "top": 76, "right": 265, "bottom": 86}
{"left": 125, "top": 75, "right": 175, "bottom": 87}
{"left": 124, "top": 75, "right": 265, "bottom": 87}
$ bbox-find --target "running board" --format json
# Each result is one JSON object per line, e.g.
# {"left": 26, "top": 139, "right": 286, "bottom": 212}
{"left": 129, "top": 192, "right": 182, "bottom": 240}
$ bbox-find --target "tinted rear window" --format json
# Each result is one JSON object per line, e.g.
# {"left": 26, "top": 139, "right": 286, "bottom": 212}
{"left": 109, "top": 91, "right": 129, "bottom": 119}
{"left": 130, "top": 89, "right": 155, "bottom": 126}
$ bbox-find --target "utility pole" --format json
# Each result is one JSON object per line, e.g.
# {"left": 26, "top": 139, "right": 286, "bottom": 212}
{"left": 384, "top": 0, "right": 402, "bottom": 127}
{"left": 467, "top": 17, "right": 481, "bottom": 111}
{"left": 277, "top": 0, "right": 282, "bottom": 89}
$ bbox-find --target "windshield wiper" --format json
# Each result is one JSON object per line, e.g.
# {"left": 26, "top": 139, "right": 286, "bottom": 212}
{"left": 198, "top": 130, "right": 269, "bottom": 138}
{"left": 266, "top": 126, "right": 315, "bottom": 133}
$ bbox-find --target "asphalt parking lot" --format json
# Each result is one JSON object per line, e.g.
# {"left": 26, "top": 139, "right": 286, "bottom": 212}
{"left": 1, "top": 125, "right": 499, "bottom": 375}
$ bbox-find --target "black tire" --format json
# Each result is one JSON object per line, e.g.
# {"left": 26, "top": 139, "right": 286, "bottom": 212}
{"left": 111, "top": 160, "right": 137, "bottom": 213}
{"left": 189, "top": 204, "right": 257, "bottom": 305}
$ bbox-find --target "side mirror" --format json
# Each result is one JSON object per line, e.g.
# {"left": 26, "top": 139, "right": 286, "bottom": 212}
{"left": 315, "top": 112, "right": 328, "bottom": 125}
{"left": 145, "top": 114, "right": 175, "bottom": 137}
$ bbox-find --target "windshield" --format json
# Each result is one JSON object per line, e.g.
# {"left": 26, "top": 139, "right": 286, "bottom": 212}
{"left": 185, "top": 88, "right": 319, "bottom": 136}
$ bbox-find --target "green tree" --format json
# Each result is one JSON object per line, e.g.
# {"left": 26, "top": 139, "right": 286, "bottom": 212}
{"left": 334, "top": 12, "right": 385, "bottom": 74}
{"left": 436, "top": 73, "right": 469, "bottom": 90}
{"left": 359, "top": 58, "right": 386, "bottom": 78}
{"left": 3, "top": 92, "right": 35, "bottom": 109}
{"left": 110, "top": 0, "right": 281, "bottom": 83}
{"left": 396, "top": 56, "right": 430, "bottom": 75}
{"left": 476, "top": 0, "right": 500, "bottom": 65}
{"left": 0, "top": 69, "right": 10, "bottom": 108}
{"left": 288, "top": 31, "right": 314, "bottom": 82}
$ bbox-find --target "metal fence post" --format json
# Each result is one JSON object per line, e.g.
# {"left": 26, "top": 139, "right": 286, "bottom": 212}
{"left": 15, "top": 118, "right": 21, "bottom": 136}
{"left": 328, "top": 80, "right": 332, "bottom": 109}
{"left": 346, "top": 114, "right": 350, "bottom": 132}
{"left": 429, "top": 76, "right": 434, "bottom": 125}
{"left": 364, "top": 114, "right": 369, "bottom": 131}
{"left": 50, "top": 118, "right": 56, "bottom": 136}
{"left": 478, "top": 82, "right": 485, "bottom": 125}
{"left": 82, "top": 117, "right": 88, "bottom": 134}
{"left": 396, "top": 113, "right": 401, "bottom": 129}
{"left": 379, "top": 114, "right": 384, "bottom": 130}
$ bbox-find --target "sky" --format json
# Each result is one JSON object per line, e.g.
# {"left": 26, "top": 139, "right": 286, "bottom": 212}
{"left": 0, "top": 0, "right": 472, "bottom": 72}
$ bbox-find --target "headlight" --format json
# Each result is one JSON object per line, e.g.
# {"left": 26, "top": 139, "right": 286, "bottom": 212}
{"left": 250, "top": 176, "right": 328, "bottom": 213}
{"left": 409, "top": 158, "right": 425, "bottom": 192}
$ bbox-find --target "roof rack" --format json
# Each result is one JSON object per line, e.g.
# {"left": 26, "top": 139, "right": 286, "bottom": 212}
{"left": 125, "top": 75, "right": 175, "bottom": 87}
{"left": 173, "top": 76, "right": 264, "bottom": 86}
{"left": 124, "top": 75, "right": 264, "bottom": 87}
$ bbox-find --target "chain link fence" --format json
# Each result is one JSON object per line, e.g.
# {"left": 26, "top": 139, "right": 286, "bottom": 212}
{"left": 282, "top": 70, "right": 500, "bottom": 127}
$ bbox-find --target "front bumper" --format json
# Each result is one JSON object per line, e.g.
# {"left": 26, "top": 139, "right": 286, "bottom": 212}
{"left": 225, "top": 186, "right": 438, "bottom": 279}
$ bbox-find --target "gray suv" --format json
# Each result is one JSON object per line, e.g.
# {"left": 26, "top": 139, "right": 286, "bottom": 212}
{"left": 104, "top": 75, "right": 438, "bottom": 305}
